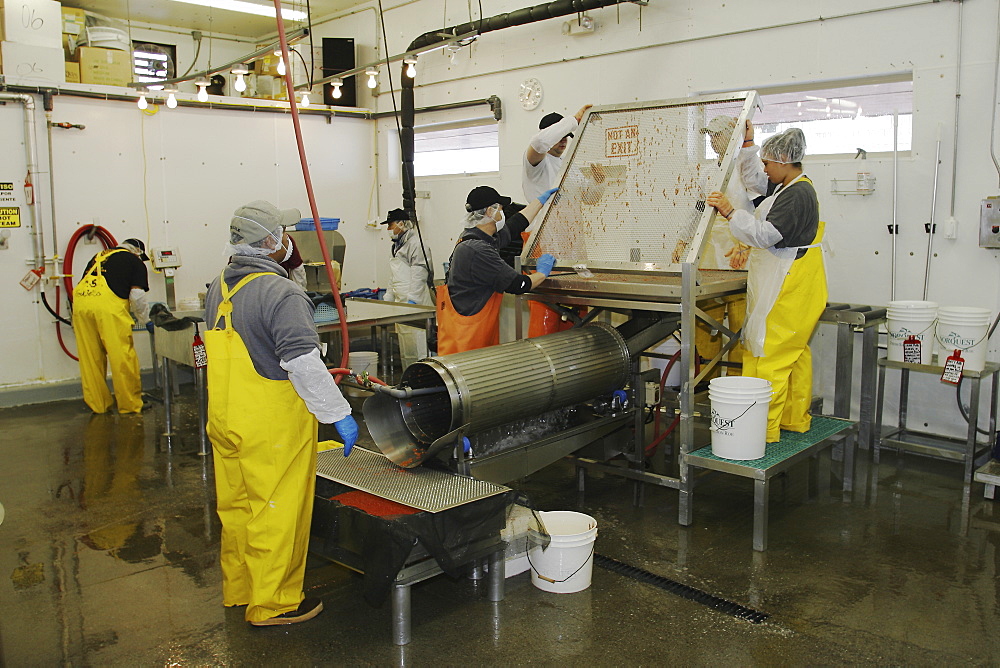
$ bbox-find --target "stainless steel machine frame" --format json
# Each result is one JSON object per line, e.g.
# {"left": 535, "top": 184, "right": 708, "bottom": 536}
{"left": 516, "top": 91, "right": 760, "bottom": 525}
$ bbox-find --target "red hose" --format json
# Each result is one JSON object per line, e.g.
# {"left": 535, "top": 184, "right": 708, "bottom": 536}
{"left": 63, "top": 224, "right": 117, "bottom": 300}
{"left": 272, "top": 6, "right": 350, "bottom": 383}
{"left": 646, "top": 348, "right": 702, "bottom": 457}
{"left": 54, "top": 285, "right": 78, "bottom": 361}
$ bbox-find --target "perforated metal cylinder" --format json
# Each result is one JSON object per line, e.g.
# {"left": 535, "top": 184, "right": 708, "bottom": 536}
{"left": 399, "top": 322, "right": 630, "bottom": 443}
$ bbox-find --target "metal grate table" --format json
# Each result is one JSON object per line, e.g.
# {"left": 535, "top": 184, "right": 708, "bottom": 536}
{"left": 683, "top": 416, "right": 858, "bottom": 551}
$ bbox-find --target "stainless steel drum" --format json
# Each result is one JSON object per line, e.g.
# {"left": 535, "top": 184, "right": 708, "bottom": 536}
{"left": 364, "top": 322, "right": 631, "bottom": 468}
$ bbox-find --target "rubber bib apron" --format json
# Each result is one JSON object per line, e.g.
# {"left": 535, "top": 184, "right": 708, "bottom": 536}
{"left": 741, "top": 175, "right": 827, "bottom": 442}
{"left": 436, "top": 284, "right": 504, "bottom": 355}
{"left": 73, "top": 248, "right": 143, "bottom": 414}
{"left": 205, "top": 271, "right": 318, "bottom": 623}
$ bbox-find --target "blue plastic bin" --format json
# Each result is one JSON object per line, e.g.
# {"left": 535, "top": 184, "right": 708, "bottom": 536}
{"left": 296, "top": 217, "right": 340, "bottom": 231}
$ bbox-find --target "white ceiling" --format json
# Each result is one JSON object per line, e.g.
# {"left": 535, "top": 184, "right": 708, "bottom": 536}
{"left": 65, "top": 0, "right": 366, "bottom": 41}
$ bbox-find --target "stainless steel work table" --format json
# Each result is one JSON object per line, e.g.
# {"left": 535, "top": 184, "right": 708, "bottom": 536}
{"left": 315, "top": 298, "right": 435, "bottom": 382}
{"left": 153, "top": 315, "right": 209, "bottom": 455}
{"left": 875, "top": 360, "right": 999, "bottom": 481}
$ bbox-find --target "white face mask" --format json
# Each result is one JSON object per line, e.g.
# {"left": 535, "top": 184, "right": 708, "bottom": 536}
{"left": 493, "top": 206, "right": 506, "bottom": 232}
{"left": 280, "top": 237, "right": 293, "bottom": 263}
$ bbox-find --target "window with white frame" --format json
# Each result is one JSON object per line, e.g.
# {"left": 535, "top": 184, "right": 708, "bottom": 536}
{"left": 712, "top": 77, "right": 913, "bottom": 158}
{"left": 413, "top": 118, "right": 499, "bottom": 176}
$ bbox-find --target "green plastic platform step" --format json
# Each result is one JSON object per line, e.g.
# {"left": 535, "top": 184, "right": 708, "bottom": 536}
{"left": 689, "top": 415, "right": 853, "bottom": 470}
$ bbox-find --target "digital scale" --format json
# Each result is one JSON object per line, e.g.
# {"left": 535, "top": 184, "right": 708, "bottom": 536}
{"left": 150, "top": 246, "right": 182, "bottom": 309}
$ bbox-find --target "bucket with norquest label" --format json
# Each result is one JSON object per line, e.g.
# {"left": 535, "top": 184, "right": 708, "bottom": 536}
{"left": 886, "top": 300, "right": 937, "bottom": 365}
{"left": 708, "top": 376, "right": 772, "bottom": 460}
{"left": 936, "top": 307, "right": 992, "bottom": 373}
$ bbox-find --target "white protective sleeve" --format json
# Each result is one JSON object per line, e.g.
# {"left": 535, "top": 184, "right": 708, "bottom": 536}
{"left": 529, "top": 116, "right": 578, "bottom": 155}
{"left": 737, "top": 145, "right": 769, "bottom": 197}
{"left": 289, "top": 265, "right": 308, "bottom": 290}
{"left": 280, "top": 348, "right": 352, "bottom": 424}
{"left": 128, "top": 288, "right": 150, "bottom": 323}
{"left": 728, "top": 210, "right": 784, "bottom": 249}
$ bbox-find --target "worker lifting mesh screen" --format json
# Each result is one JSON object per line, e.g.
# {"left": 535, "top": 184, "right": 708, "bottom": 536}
{"left": 523, "top": 92, "right": 759, "bottom": 275}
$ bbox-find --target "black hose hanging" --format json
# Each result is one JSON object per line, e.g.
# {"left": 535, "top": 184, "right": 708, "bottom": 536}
{"left": 398, "top": 0, "right": 632, "bottom": 214}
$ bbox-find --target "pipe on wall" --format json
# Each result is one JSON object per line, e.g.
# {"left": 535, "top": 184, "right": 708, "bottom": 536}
{"left": 0, "top": 92, "right": 44, "bottom": 268}
{"left": 397, "top": 0, "right": 632, "bottom": 218}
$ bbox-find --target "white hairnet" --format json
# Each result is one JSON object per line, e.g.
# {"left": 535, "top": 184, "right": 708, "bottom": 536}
{"left": 761, "top": 128, "right": 807, "bottom": 164}
{"left": 461, "top": 207, "right": 491, "bottom": 230}
{"left": 225, "top": 215, "right": 289, "bottom": 258}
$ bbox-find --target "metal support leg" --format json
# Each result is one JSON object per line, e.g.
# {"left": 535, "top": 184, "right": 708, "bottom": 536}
{"left": 391, "top": 583, "right": 411, "bottom": 646}
{"left": 843, "top": 431, "right": 856, "bottom": 496}
{"left": 966, "top": 377, "right": 982, "bottom": 482}
{"left": 753, "top": 479, "right": 769, "bottom": 552}
{"left": 162, "top": 359, "right": 175, "bottom": 443}
{"left": 874, "top": 363, "right": 887, "bottom": 464}
{"left": 577, "top": 464, "right": 586, "bottom": 493}
{"left": 834, "top": 323, "right": 854, "bottom": 419}
{"left": 678, "top": 263, "right": 696, "bottom": 527}
{"left": 194, "top": 366, "right": 209, "bottom": 456}
{"left": 859, "top": 325, "right": 880, "bottom": 449}
{"left": 487, "top": 550, "right": 505, "bottom": 602}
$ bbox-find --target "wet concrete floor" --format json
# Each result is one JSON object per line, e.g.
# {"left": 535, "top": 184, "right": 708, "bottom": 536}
{"left": 2, "top": 390, "right": 999, "bottom": 665}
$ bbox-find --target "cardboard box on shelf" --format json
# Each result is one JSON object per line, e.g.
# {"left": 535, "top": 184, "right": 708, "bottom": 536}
{"left": 64, "top": 60, "right": 78, "bottom": 82}
{"left": 78, "top": 45, "right": 130, "bottom": 86}
{"left": 0, "top": 0, "right": 62, "bottom": 48}
{"left": 253, "top": 74, "right": 288, "bottom": 100}
{"left": 61, "top": 6, "right": 85, "bottom": 36}
{"left": 0, "top": 40, "right": 64, "bottom": 82}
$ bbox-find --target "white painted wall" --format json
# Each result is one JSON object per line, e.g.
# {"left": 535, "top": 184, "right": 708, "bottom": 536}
{"left": 1, "top": 26, "right": 375, "bottom": 391}
{"left": 347, "top": 0, "right": 1000, "bottom": 439}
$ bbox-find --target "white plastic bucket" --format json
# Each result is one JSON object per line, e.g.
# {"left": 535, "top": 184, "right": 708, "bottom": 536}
{"left": 648, "top": 338, "right": 681, "bottom": 387}
{"left": 527, "top": 511, "right": 598, "bottom": 594}
{"left": 936, "top": 307, "right": 992, "bottom": 372}
{"left": 346, "top": 351, "right": 379, "bottom": 396}
{"left": 708, "top": 376, "right": 772, "bottom": 460}
{"left": 886, "top": 300, "right": 938, "bottom": 364}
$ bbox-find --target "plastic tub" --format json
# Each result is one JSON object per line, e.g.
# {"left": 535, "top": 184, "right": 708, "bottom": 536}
{"left": 886, "top": 300, "right": 938, "bottom": 364}
{"left": 527, "top": 511, "right": 598, "bottom": 594}
{"left": 936, "top": 307, "right": 992, "bottom": 372}
{"left": 296, "top": 217, "right": 340, "bottom": 231}
{"left": 708, "top": 376, "right": 772, "bottom": 460}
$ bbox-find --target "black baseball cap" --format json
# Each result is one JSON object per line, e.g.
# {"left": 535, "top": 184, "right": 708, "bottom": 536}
{"left": 466, "top": 186, "right": 511, "bottom": 212}
{"left": 381, "top": 208, "right": 408, "bottom": 225}
{"left": 121, "top": 238, "right": 149, "bottom": 261}
{"left": 539, "top": 111, "right": 574, "bottom": 138}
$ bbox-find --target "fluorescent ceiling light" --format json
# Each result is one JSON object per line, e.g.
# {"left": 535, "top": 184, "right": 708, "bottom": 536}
{"left": 165, "top": 0, "right": 307, "bottom": 21}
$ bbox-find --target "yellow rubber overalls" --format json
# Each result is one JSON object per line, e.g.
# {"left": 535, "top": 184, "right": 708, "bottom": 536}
{"left": 742, "top": 175, "right": 827, "bottom": 442}
{"left": 73, "top": 249, "right": 143, "bottom": 414}
{"left": 204, "top": 271, "right": 318, "bottom": 624}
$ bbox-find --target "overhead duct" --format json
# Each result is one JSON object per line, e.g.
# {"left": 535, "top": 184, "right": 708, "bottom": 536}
{"left": 398, "top": 0, "right": 634, "bottom": 217}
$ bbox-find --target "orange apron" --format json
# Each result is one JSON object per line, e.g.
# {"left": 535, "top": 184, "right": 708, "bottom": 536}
{"left": 522, "top": 231, "right": 581, "bottom": 338}
{"left": 436, "top": 284, "right": 504, "bottom": 355}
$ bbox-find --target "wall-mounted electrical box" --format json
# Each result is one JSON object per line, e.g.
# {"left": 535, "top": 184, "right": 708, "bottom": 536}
{"left": 981, "top": 197, "right": 1000, "bottom": 249}
{"left": 151, "top": 246, "right": 182, "bottom": 269}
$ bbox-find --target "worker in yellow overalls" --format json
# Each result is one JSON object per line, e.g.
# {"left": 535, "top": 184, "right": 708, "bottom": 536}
{"left": 73, "top": 239, "right": 150, "bottom": 413}
{"left": 204, "top": 200, "right": 359, "bottom": 626}
{"left": 708, "top": 127, "right": 827, "bottom": 442}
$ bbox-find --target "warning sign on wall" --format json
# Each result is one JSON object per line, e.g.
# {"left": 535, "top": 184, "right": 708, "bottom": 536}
{"left": 0, "top": 183, "right": 14, "bottom": 204}
{"left": 0, "top": 207, "right": 21, "bottom": 227}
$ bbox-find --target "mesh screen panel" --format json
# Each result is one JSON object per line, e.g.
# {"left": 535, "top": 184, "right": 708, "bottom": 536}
{"left": 525, "top": 94, "right": 757, "bottom": 274}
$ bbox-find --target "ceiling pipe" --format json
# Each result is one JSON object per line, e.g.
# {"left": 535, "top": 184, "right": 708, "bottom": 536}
{"left": 398, "top": 0, "right": 635, "bottom": 218}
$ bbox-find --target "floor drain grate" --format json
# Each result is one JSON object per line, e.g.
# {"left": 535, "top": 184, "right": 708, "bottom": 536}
{"left": 594, "top": 553, "right": 769, "bottom": 624}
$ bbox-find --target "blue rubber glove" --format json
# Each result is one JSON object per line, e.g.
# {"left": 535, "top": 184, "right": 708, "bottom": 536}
{"left": 536, "top": 253, "right": 556, "bottom": 277}
{"left": 462, "top": 436, "right": 471, "bottom": 454}
{"left": 537, "top": 187, "right": 558, "bottom": 205}
{"left": 335, "top": 415, "right": 359, "bottom": 456}
{"left": 145, "top": 321, "right": 155, "bottom": 333}
{"left": 407, "top": 300, "right": 417, "bottom": 304}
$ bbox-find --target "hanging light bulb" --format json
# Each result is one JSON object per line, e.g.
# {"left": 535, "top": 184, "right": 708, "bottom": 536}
{"left": 195, "top": 79, "right": 210, "bottom": 102}
{"left": 165, "top": 89, "right": 178, "bottom": 109}
{"left": 366, "top": 67, "right": 378, "bottom": 89}
{"left": 404, "top": 56, "right": 417, "bottom": 78}
{"left": 137, "top": 91, "right": 148, "bottom": 110}
{"left": 231, "top": 64, "right": 249, "bottom": 93}
{"left": 300, "top": 90, "right": 310, "bottom": 107}
{"left": 331, "top": 77, "right": 343, "bottom": 99}
{"left": 277, "top": 57, "right": 286, "bottom": 76}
